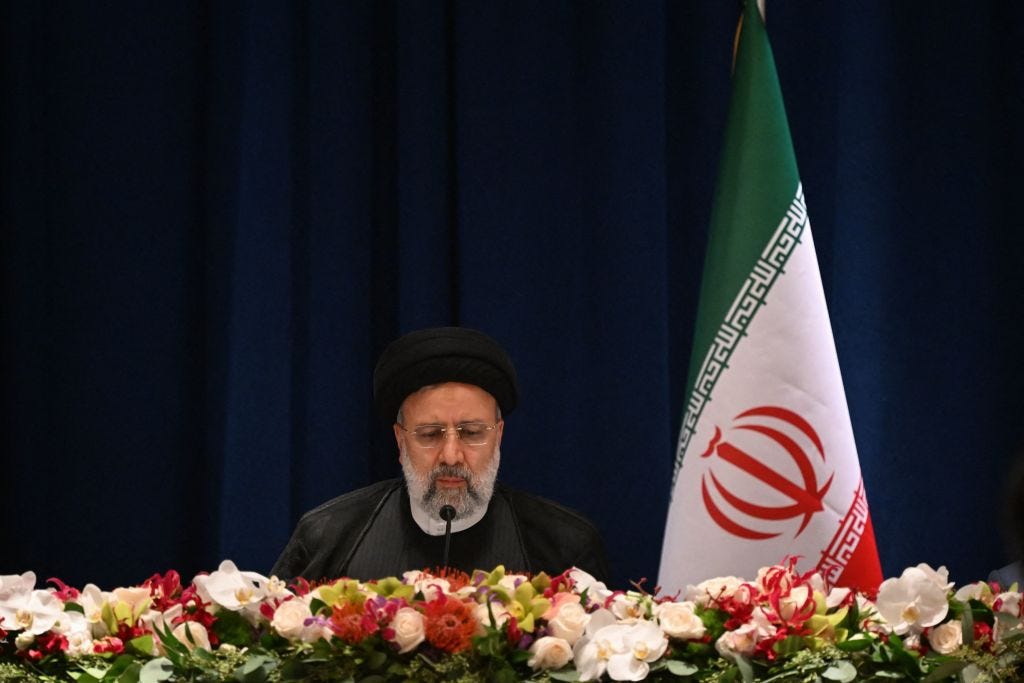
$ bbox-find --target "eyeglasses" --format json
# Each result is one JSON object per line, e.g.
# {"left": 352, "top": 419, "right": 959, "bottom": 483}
{"left": 397, "top": 422, "right": 499, "bottom": 449}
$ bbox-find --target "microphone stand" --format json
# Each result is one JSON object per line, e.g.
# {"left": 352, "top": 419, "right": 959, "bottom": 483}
{"left": 439, "top": 505, "right": 456, "bottom": 569}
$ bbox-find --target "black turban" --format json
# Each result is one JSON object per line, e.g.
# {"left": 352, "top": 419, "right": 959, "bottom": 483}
{"left": 373, "top": 327, "right": 519, "bottom": 421}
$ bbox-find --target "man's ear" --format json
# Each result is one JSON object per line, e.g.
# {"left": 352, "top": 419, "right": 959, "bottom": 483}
{"left": 393, "top": 423, "right": 404, "bottom": 460}
{"left": 494, "top": 420, "right": 504, "bottom": 448}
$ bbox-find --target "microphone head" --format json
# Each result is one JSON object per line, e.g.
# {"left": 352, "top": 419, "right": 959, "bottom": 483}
{"left": 439, "top": 505, "right": 457, "bottom": 522}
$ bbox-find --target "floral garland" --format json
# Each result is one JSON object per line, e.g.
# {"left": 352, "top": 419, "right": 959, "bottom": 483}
{"left": 1, "top": 559, "right": 1023, "bottom": 682}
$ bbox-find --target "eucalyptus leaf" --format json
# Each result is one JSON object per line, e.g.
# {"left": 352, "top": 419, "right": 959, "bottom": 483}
{"left": 138, "top": 658, "right": 175, "bottom": 683}
{"left": 733, "top": 655, "right": 754, "bottom": 683}
{"left": 549, "top": 670, "right": 581, "bottom": 682}
{"left": 960, "top": 663, "right": 982, "bottom": 682}
{"left": 666, "top": 659, "right": 699, "bottom": 676}
{"left": 69, "top": 673, "right": 103, "bottom": 683}
{"left": 76, "top": 664, "right": 110, "bottom": 680}
{"left": 821, "top": 660, "right": 857, "bottom": 682}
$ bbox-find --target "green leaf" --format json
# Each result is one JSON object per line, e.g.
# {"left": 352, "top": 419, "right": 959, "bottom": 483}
{"left": 214, "top": 609, "right": 256, "bottom": 647}
{"left": 278, "top": 659, "right": 308, "bottom": 680}
{"left": 365, "top": 648, "right": 388, "bottom": 670}
{"left": 835, "top": 637, "right": 873, "bottom": 652}
{"left": 138, "top": 658, "right": 175, "bottom": 683}
{"left": 549, "top": 670, "right": 581, "bottom": 682}
{"left": 115, "top": 661, "right": 142, "bottom": 683}
{"left": 961, "top": 604, "right": 975, "bottom": 647}
{"left": 821, "top": 661, "right": 857, "bottom": 682}
{"left": 921, "top": 659, "right": 968, "bottom": 683}
{"left": 666, "top": 659, "right": 699, "bottom": 676}
{"left": 128, "top": 634, "right": 154, "bottom": 656}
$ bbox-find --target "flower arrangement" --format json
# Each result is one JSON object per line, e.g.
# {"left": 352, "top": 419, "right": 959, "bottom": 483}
{"left": 1, "top": 559, "right": 1023, "bottom": 682}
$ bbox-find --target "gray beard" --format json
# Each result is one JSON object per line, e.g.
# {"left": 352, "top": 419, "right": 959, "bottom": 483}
{"left": 400, "top": 447, "right": 500, "bottom": 520}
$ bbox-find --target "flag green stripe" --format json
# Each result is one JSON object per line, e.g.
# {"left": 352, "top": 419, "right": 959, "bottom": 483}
{"left": 684, "top": 0, "right": 801, "bottom": 422}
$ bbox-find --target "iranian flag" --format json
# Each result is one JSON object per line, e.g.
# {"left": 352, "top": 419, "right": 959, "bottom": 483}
{"left": 658, "top": 0, "right": 882, "bottom": 594}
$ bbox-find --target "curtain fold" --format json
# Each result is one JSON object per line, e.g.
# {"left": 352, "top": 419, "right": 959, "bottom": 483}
{"left": 2, "top": 1, "right": 1023, "bottom": 589}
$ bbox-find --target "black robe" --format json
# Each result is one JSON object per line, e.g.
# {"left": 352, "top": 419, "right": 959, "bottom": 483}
{"left": 271, "top": 479, "right": 609, "bottom": 583}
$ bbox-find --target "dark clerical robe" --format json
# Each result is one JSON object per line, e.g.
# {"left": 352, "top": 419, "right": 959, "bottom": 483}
{"left": 271, "top": 479, "right": 609, "bottom": 583}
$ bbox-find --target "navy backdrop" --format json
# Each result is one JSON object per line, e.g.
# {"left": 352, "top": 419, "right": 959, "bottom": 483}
{"left": 3, "top": 2, "right": 1023, "bottom": 591}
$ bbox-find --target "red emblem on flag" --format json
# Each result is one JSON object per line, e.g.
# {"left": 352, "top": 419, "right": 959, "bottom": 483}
{"left": 700, "top": 406, "right": 833, "bottom": 540}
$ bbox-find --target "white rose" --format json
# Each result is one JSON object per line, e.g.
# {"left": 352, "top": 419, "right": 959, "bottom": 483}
{"left": 927, "top": 621, "right": 962, "bottom": 654}
{"left": 528, "top": 636, "right": 573, "bottom": 670}
{"left": 715, "top": 622, "right": 759, "bottom": 657}
{"left": 548, "top": 601, "right": 589, "bottom": 645}
{"left": 655, "top": 601, "right": 705, "bottom": 640}
{"left": 685, "top": 576, "right": 744, "bottom": 607}
{"left": 171, "top": 621, "right": 211, "bottom": 652}
{"left": 390, "top": 607, "right": 425, "bottom": 654}
{"left": 271, "top": 599, "right": 312, "bottom": 640}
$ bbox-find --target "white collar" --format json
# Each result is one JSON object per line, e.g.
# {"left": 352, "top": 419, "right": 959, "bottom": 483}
{"left": 408, "top": 491, "right": 489, "bottom": 536}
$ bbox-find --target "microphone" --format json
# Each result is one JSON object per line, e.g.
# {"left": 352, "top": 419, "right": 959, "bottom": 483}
{"left": 439, "top": 505, "right": 456, "bottom": 569}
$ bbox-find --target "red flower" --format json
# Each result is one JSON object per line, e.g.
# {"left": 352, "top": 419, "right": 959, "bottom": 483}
{"left": 429, "top": 567, "right": 471, "bottom": 593}
{"left": 330, "top": 602, "right": 373, "bottom": 644}
{"left": 545, "top": 569, "right": 574, "bottom": 599}
{"left": 973, "top": 622, "right": 994, "bottom": 650}
{"left": 143, "top": 571, "right": 183, "bottom": 611}
{"left": 93, "top": 637, "right": 125, "bottom": 655}
{"left": 18, "top": 632, "right": 68, "bottom": 662}
{"left": 422, "top": 594, "right": 476, "bottom": 653}
{"left": 506, "top": 615, "right": 523, "bottom": 646}
{"left": 46, "top": 578, "right": 80, "bottom": 602}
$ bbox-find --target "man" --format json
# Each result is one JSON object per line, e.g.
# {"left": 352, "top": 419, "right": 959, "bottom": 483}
{"left": 271, "top": 326, "right": 609, "bottom": 582}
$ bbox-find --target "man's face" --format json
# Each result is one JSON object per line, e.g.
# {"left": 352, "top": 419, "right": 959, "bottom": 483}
{"left": 394, "top": 382, "right": 504, "bottom": 519}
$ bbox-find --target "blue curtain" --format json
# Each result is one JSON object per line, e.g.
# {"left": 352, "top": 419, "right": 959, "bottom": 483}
{"left": 3, "top": 1, "right": 1023, "bottom": 591}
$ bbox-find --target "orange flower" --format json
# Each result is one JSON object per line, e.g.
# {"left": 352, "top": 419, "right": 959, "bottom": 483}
{"left": 422, "top": 595, "right": 476, "bottom": 653}
{"left": 330, "top": 602, "right": 371, "bottom": 643}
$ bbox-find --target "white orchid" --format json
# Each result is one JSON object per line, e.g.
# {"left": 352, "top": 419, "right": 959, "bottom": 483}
{"left": 401, "top": 570, "right": 451, "bottom": 600}
{"left": 914, "top": 563, "right": 954, "bottom": 591}
{"left": 0, "top": 572, "right": 37, "bottom": 601}
{"left": 192, "top": 560, "right": 270, "bottom": 622}
{"left": 75, "top": 583, "right": 112, "bottom": 637}
{"left": 875, "top": 566, "right": 949, "bottom": 635}
{"left": 609, "top": 592, "right": 650, "bottom": 621}
{"left": 0, "top": 572, "right": 63, "bottom": 635}
{"left": 574, "top": 620, "right": 668, "bottom": 681}
{"left": 569, "top": 567, "right": 613, "bottom": 604}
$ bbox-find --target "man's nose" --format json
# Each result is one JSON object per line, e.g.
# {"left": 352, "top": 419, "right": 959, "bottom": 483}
{"left": 437, "top": 430, "right": 464, "bottom": 464}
